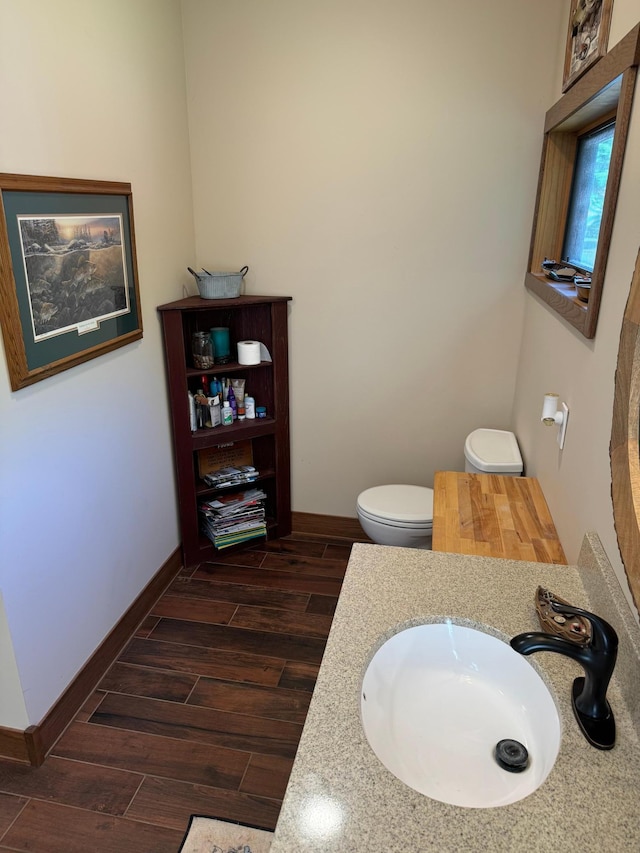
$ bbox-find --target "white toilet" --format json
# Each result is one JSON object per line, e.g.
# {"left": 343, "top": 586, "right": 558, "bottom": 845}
{"left": 356, "top": 429, "right": 523, "bottom": 548}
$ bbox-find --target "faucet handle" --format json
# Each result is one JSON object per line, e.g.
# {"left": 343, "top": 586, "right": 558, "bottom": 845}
{"left": 550, "top": 601, "right": 618, "bottom": 655}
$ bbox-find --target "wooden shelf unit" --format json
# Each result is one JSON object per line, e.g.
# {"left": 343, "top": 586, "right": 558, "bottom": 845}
{"left": 158, "top": 294, "right": 292, "bottom": 566}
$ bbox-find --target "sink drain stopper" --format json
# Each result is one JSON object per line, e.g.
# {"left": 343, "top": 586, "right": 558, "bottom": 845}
{"left": 494, "top": 739, "right": 529, "bottom": 773}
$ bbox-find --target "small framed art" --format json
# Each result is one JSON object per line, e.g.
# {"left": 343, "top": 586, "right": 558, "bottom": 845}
{"left": 563, "top": 0, "right": 614, "bottom": 92}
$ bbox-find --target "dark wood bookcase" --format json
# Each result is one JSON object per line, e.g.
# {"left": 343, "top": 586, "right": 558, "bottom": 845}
{"left": 158, "top": 294, "right": 292, "bottom": 567}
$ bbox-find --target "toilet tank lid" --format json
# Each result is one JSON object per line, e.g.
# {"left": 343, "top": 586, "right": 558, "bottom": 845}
{"left": 464, "top": 429, "right": 523, "bottom": 473}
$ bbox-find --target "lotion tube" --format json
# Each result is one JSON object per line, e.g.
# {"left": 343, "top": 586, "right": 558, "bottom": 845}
{"left": 231, "top": 378, "right": 245, "bottom": 406}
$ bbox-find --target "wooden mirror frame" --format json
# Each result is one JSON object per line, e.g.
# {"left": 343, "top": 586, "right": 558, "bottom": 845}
{"left": 611, "top": 248, "right": 640, "bottom": 614}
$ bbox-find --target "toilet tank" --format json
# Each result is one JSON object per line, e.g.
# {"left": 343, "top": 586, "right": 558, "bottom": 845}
{"left": 464, "top": 429, "right": 523, "bottom": 476}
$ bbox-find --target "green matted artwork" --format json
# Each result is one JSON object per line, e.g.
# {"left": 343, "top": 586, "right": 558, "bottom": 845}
{"left": 0, "top": 173, "right": 142, "bottom": 391}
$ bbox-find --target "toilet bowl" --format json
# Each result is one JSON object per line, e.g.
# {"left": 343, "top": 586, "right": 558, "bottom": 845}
{"left": 356, "top": 429, "right": 523, "bottom": 548}
{"left": 357, "top": 484, "right": 434, "bottom": 549}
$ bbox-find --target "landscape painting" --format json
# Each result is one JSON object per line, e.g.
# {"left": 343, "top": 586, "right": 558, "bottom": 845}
{"left": 19, "top": 214, "right": 129, "bottom": 341}
{"left": 0, "top": 174, "right": 142, "bottom": 391}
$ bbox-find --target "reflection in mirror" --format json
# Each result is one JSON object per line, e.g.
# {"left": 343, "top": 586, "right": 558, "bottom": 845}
{"left": 611, "top": 248, "right": 640, "bottom": 614}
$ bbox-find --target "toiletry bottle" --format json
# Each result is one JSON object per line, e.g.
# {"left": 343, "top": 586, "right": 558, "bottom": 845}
{"left": 222, "top": 401, "right": 233, "bottom": 426}
{"left": 231, "top": 378, "right": 246, "bottom": 415}
{"left": 195, "top": 388, "right": 205, "bottom": 428}
{"left": 188, "top": 391, "right": 197, "bottom": 431}
{"left": 228, "top": 386, "right": 237, "bottom": 420}
{"left": 200, "top": 375, "right": 210, "bottom": 396}
{"left": 245, "top": 395, "right": 255, "bottom": 419}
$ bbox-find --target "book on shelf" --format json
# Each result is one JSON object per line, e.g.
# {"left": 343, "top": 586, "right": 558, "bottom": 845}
{"left": 199, "top": 487, "right": 267, "bottom": 549}
{"left": 201, "top": 488, "right": 265, "bottom": 514}
{"left": 211, "top": 526, "right": 267, "bottom": 549}
{"left": 202, "top": 465, "right": 259, "bottom": 489}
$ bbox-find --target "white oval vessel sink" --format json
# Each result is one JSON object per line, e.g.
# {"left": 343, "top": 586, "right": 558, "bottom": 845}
{"left": 360, "top": 622, "right": 561, "bottom": 808}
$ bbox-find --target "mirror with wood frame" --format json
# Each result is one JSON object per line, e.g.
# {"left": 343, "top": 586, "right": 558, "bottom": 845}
{"left": 611, "top": 248, "right": 640, "bottom": 614}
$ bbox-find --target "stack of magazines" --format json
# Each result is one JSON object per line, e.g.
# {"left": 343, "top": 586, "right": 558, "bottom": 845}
{"left": 200, "top": 488, "right": 267, "bottom": 549}
{"left": 202, "top": 465, "right": 259, "bottom": 489}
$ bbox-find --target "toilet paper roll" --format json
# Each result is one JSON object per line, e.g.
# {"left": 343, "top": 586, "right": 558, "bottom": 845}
{"left": 541, "top": 393, "right": 559, "bottom": 420}
{"left": 237, "top": 340, "right": 262, "bottom": 365}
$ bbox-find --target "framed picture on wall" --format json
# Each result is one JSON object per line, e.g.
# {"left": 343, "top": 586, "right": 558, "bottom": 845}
{"left": 0, "top": 173, "right": 142, "bottom": 391}
{"left": 563, "top": 0, "right": 614, "bottom": 92}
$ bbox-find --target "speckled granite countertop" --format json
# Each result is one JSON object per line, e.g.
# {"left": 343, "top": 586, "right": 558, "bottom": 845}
{"left": 270, "top": 536, "right": 640, "bottom": 852}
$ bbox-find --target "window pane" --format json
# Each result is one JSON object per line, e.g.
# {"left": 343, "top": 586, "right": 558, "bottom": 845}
{"left": 563, "top": 122, "right": 614, "bottom": 272}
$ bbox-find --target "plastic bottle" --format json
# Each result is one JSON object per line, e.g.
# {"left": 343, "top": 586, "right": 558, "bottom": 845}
{"left": 222, "top": 401, "right": 233, "bottom": 426}
{"left": 195, "top": 388, "right": 205, "bottom": 428}
{"left": 188, "top": 391, "right": 197, "bottom": 431}
{"left": 228, "top": 386, "right": 237, "bottom": 420}
{"left": 245, "top": 395, "right": 255, "bottom": 419}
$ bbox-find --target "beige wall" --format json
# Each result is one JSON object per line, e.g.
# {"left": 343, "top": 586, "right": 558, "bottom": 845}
{"left": 182, "top": 0, "right": 566, "bottom": 516}
{"left": 3, "top": 0, "right": 636, "bottom": 730}
{"left": 512, "top": 1, "right": 640, "bottom": 619}
{"left": 0, "top": 0, "right": 194, "bottom": 724}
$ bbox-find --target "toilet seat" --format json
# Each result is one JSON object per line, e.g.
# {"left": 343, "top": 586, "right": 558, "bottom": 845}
{"left": 357, "top": 485, "right": 434, "bottom": 528}
{"left": 357, "top": 506, "right": 433, "bottom": 531}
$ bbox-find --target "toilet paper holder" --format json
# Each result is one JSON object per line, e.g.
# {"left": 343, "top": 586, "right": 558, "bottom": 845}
{"left": 541, "top": 393, "right": 569, "bottom": 450}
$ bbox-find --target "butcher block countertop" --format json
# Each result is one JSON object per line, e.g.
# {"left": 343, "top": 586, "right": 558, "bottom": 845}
{"left": 432, "top": 471, "right": 567, "bottom": 564}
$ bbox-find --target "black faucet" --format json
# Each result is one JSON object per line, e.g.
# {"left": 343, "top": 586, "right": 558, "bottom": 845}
{"left": 511, "top": 601, "right": 618, "bottom": 750}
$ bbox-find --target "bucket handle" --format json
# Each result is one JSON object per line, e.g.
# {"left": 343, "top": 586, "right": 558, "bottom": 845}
{"left": 191, "top": 265, "right": 249, "bottom": 277}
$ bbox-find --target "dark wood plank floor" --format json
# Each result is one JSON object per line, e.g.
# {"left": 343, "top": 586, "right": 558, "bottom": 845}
{"left": 0, "top": 534, "right": 354, "bottom": 853}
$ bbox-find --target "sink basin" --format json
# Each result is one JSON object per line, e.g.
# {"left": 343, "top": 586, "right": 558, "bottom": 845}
{"left": 360, "top": 622, "right": 561, "bottom": 808}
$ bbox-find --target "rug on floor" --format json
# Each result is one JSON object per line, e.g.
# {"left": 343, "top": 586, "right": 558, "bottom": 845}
{"left": 178, "top": 815, "right": 274, "bottom": 853}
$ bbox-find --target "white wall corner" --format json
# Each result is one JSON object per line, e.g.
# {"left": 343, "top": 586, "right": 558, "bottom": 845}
{"left": 0, "top": 592, "right": 29, "bottom": 730}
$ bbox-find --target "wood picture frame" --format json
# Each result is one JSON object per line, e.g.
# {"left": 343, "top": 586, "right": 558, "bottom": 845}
{"left": 0, "top": 173, "right": 142, "bottom": 391}
{"left": 563, "top": 0, "right": 614, "bottom": 92}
